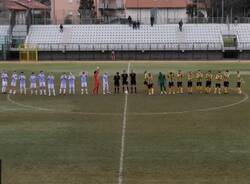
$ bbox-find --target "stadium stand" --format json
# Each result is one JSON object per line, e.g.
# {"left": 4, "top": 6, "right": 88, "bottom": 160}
{"left": 26, "top": 24, "right": 224, "bottom": 51}
{"left": 231, "top": 24, "right": 250, "bottom": 50}
{"left": 1, "top": 23, "right": 250, "bottom": 60}
{"left": 0, "top": 25, "right": 10, "bottom": 50}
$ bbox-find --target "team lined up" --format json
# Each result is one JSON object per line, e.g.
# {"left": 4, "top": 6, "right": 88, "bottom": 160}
{"left": 0, "top": 68, "right": 136, "bottom": 96}
{"left": 145, "top": 70, "right": 243, "bottom": 95}
{"left": 0, "top": 68, "right": 244, "bottom": 96}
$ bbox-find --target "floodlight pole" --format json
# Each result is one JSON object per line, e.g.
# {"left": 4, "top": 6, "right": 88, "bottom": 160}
{"left": 221, "top": 0, "right": 224, "bottom": 23}
{"left": 137, "top": 0, "right": 139, "bottom": 21}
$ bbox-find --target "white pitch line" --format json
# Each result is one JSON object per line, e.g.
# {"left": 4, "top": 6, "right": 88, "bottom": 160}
{"left": 6, "top": 94, "right": 122, "bottom": 116}
{"left": 130, "top": 92, "right": 249, "bottom": 116}
{"left": 118, "top": 62, "right": 130, "bottom": 184}
{"left": 6, "top": 92, "right": 249, "bottom": 116}
{"left": 7, "top": 94, "right": 50, "bottom": 111}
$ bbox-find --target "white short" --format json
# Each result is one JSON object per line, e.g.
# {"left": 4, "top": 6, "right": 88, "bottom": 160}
{"left": 39, "top": 82, "right": 46, "bottom": 88}
{"left": 103, "top": 82, "right": 109, "bottom": 88}
{"left": 69, "top": 84, "right": 75, "bottom": 89}
{"left": 2, "top": 81, "right": 7, "bottom": 87}
{"left": 81, "top": 82, "right": 87, "bottom": 88}
{"left": 48, "top": 84, "right": 55, "bottom": 89}
{"left": 60, "top": 83, "right": 66, "bottom": 89}
{"left": 30, "top": 83, "right": 37, "bottom": 89}
{"left": 20, "top": 83, "right": 26, "bottom": 89}
{"left": 11, "top": 81, "right": 17, "bottom": 87}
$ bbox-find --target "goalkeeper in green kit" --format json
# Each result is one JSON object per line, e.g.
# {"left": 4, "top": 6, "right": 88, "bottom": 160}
{"left": 158, "top": 72, "right": 167, "bottom": 95}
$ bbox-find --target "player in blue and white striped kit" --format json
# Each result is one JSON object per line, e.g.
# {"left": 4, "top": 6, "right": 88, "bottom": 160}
{"left": 30, "top": 72, "right": 38, "bottom": 95}
{"left": 1, "top": 70, "right": 8, "bottom": 94}
{"left": 60, "top": 73, "right": 67, "bottom": 95}
{"left": 48, "top": 74, "right": 56, "bottom": 96}
{"left": 102, "top": 72, "right": 111, "bottom": 95}
{"left": 19, "top": 72, "right": 26, "bottom": 95}
{"left": 9, "top": 71, "right": 18, "bottom": 95}
{"left": 38, "top": 71, "right": 46, "bottom": 96}
{"left": 80, "top": 71, "right": 88, "bottom": 95}
{"left": 68, "top": 72, "right": 76, "bottom": 95}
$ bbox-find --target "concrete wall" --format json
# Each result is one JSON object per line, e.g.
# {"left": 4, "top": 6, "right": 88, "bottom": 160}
{"left": 37, "top": 50, "right": 223, "bottom": 61}
{"left": 7, "top": 50, "right": 250, "bottom": 61}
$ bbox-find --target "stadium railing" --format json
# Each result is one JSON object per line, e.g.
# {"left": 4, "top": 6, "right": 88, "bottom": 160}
{"left": 30, "top": 17, "right": 250, "bottom": 25}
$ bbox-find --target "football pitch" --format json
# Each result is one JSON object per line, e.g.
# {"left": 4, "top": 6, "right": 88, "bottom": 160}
{"left": 1, "top": 61, "right": 250, "bottom": 184}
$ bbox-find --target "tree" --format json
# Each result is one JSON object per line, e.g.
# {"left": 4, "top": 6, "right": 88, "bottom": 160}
{"left": 79, "top": 0, "right": 97, "bottom": 24}
{"left": 0, "top": 0, "right": 6, "bottom": 13}
{"left": 0, "top": 0, "right": 9, "bottom": 24}
{"left": 208, "top": 0, "right": 250, "bottom": 17}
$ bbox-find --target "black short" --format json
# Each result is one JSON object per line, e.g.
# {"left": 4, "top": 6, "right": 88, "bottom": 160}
{"left": 144, "top": 81, "right": 148, "bottom": 85}
{"left": 197, "top": 82, "right": 202, "bottom": 87}
{"left": 122, "top": 81, "right": 128, "bottom": 85}
{"left": 177, "top": 82, "right": 183, "bottom": 87}
{"left": 148, "top": 84, "right": 153, "bottom": 89}
{"left": 114, "top": 82, "right": 120, "bottom": 87}
{"left": 169, "top": 82, "right": 174, "bottom": 88}
{"left": 224, "top": 81, "right": 229, "bottom": 87}
{"left": 237, "top": 82, "right": 241, "bottom": 88}
{"left": 215, "top": 83, "right": 221, "bottom": 88}
{"left": 187, "top": 81, "right": 192, "bottom": 87}
{"left": 206, "top": 81, "right": 212, "bottom": 88}
{"left": 131, "top": 81, "right": 136, "bottom": 85}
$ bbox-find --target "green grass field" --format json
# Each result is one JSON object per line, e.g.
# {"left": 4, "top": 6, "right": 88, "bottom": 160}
{"left": 1, "top": 61, "right": 250, "bottom": 184}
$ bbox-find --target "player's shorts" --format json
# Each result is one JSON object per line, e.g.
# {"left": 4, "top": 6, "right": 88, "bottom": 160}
{"left": 237, "top": 82, "right": 241, "bottom": 88}
{"left": 224, "top": 81, "right": 229, "bottom": 87}
{"left": 122, "top": 81, "right": 128, "bottom": 85}
{"left": 197, "top": 82, "right": 202, "bottom": 87}
{"left": 20, "top": 83, "right": 26, "bottom": 89}
{"left": 215, "top": 83, "right": 221, "bottom": 88}
{"left": 69, "top": 84, "right": 75, "bottom": 89}
{"left": 39, "top": 82, "right": 46, "bottom": 88}
{"left": 11, "top": 81, "right": 17, "bottom": 87}
{"left": 187, "top": 81, "right": 193, "bottom": 87}
{"left": 177, "top": 82, "right": 182, "bottom": 88}
{"left": 131, "top": 80, "right": 136, "bottom": 85}
{"left": 30, "top": 83, "right": 37, "bottom": 89}
{"left": 168, "top": 82, "right": 174, "bottom": 88}
{"left": 103, "top": 82, "right": 109, "bottom": 87}
{"left": 206, "top": 81, "right": 212, "bottom": 88}
{"left": 147, "top": 83, "right": 153, "bottom": 89}
{"left": 144, "top": 80, "right": 148, "bottom": 86}
{"left": 60, "top": 83, "right": 66, "bottom": 89}
{"left": 81, "top": 82, "right": 87, "bottom": 88}
{"left": 114, "top": 82, "right": 120, "bottom": 87}
{"left": 48, "top": 84, "right": 55, "bottom": 89}
{"left": 2, "top": 81, "right": 7, "bottom": 87}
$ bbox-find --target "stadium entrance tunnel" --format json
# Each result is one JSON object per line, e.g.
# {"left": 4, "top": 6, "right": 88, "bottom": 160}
{"left": 223, "top": 50, "right": 239, "bottom": 59}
